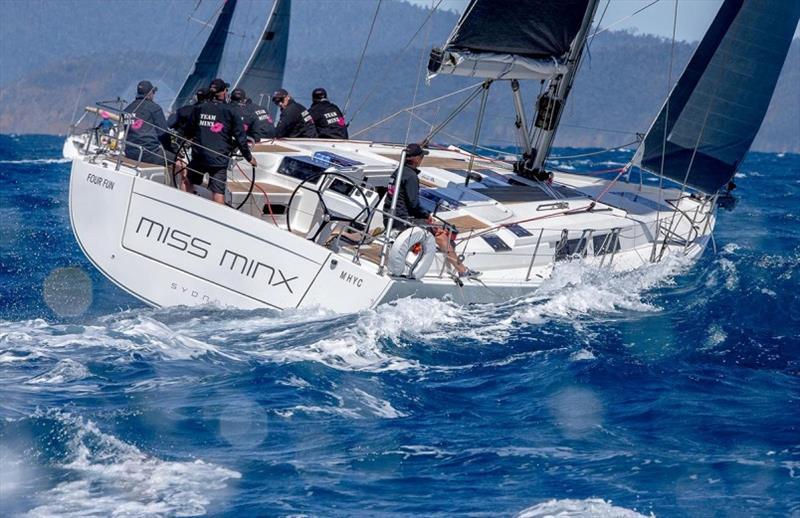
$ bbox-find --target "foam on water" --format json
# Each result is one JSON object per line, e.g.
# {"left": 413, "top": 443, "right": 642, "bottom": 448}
{"left": 26, "top": 358, "right": 90, "bottom": 385}
{"left": 0, "top": 314, "right": 242, "bottom": 365}
{"left": 19, "top": 411, "right": 240, "bottom": 517}
{"left": 516, "top": 498, "right": 652, "bottom": 517}
{"left": 514, "top": 255, "right": 688, "bottom": 325}
{"left": 0, "top": 157, "right": 71, "bottom": 165}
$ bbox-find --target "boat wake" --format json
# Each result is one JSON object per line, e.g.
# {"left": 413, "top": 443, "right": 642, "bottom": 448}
{"left": 1, "top": 253, "right": 692, "bottom": 377}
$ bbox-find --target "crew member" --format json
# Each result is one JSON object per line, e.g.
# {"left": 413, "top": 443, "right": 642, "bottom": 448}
{"left": 383, "top": 143, "right": 479, "bottom": 279}
{"left": 184, "top": 78, "right": 257, "bottom": 205}
{"left": 123, "top": 80, "right": 173, "bottom": 165}
{"left": 168, "top": 88, "right": 207, "bottom": 192}
{"left": 230, "top": 87, "right": 276, "bottom": 141}
{"left": 272, "top": 88, "right": 317, "bottom": 138}
{"left": 308, "top": 87, "right": 348, "bottom": 139}
{"left": 168, "top": 87, "right": 207, "bottom": 135}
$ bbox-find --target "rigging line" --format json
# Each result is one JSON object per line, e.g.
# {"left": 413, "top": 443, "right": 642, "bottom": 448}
{"left": 589, "top": 0, "right": 662, "bottom": 40}
{"left": 652, "top": 0, "right": 678, "bottom": 259}
{"left": 558, "top": 123, "right": 639, "bottom": 135}
{"left": 344, "top": 0, "right": 383, "bottom": 115}
{"left": 405, "top": 106, "right": 514, "bottom": 159}
{"left": 407, "top": 110, "right": 520, "bottom": 155}
{"left": 406, "top": 0, "right": 434, "bottom": 144}
{"left": 350, "top": 82, "right": 483, "bottom": 138}
{"left": 548, "top": 141, "right": 639, "bottom": 159}
{"left": 69, "top": 63, "right": 91, "bottom": 125}
{"left": 348, "top": 0, "right": 447, "bottom": 125}
{"left": 583, "top": 0, "right": 610, "bottom": 65}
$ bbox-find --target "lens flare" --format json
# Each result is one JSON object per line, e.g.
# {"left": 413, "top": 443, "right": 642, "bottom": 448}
{"left": 42, "top": 267, "right": 93, "bottom": 317}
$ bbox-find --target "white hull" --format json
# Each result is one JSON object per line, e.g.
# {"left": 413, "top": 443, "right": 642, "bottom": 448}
{"left": 68, "top": 140, "right": 714, "bottom": 313}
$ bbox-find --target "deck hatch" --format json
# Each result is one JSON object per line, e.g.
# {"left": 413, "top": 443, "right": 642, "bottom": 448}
{"left": 481, "top": 234, "right": 512, "bottom": 252}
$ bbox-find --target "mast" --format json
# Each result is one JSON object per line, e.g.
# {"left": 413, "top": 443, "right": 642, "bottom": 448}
{"left": 530, "top": 0, "right": 600, "bottom": 172}
{"left": 170, "top": 0, "right": 238, "bottom": 113}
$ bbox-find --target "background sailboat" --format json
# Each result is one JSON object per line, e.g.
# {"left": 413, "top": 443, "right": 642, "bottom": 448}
{"left": 233, "top": 0, "right": 290, "bottom": 110}
{"left": 169, "top": 0, "right": 239, "bottom": 113}
{"left": 170, "top": 0, "right": 290, "bottom": 113}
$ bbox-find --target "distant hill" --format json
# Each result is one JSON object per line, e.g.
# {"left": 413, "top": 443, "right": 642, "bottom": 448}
{"left": 0, "top": 0, "right": 797, "bottom": 152}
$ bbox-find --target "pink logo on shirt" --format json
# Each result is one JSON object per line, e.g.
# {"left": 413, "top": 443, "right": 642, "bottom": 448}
{"left": 131, "top": 118, "right": 144, "bottom": 130}
{"left": 210, "top": 122, "right": 224, "bottom": 133}
{"left": 337, "top": 116, "right": 346, "bottom": 127}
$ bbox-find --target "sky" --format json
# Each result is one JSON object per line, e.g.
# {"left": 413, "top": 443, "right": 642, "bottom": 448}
{"left": 411, "top": 0, "right": 800, "bottom": 42}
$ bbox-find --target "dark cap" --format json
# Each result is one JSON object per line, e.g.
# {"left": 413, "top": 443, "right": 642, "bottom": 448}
{"left": 312, "top": 87, "right": 327, "bottom": 101}
{"left": 137, "top": 80, "right": 157, "bottom": 95}
{"left": 271, "top": 88, "right": 289, "bottom": 104}
{"left": 194, "top": 88, "right": 208, "bottom": 103}
{"left": 230, "top": 88, "right": 247, "bottom": 102}
{"left": 404, "top": 143, "right": 429, "bottom": 158}
{"left": 208, "top": 78, "right": 229, "bottom": 93}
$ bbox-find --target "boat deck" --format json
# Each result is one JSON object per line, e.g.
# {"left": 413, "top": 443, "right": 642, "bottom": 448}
{"left": 80, "top": 138, "right": 713, "bottom": 282}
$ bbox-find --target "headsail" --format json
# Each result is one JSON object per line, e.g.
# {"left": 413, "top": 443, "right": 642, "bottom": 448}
{"left": 428, "top": 0, "right": 592, "bottom": 80}
{"left": 635, "top": 0, "right": 800, "bottom": 193}
{"left": 170, "top": 0, "right": 238, "bottom": 113}
{"left": 233, "top": 0, "right": 290, "bottom": 107}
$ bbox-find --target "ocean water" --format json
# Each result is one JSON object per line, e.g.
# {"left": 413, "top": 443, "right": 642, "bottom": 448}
{"left": 1, "top": 134, "right": 798, "bottom": 517}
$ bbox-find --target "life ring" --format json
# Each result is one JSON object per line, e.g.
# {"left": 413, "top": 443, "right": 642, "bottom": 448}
{"left": 387, "top": 227, "right": 436, "bottom": 279}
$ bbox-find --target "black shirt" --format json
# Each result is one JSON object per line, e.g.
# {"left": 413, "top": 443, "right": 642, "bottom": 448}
{"left": 233, "top": 100, "right": 276, "bottom": 141}
{"left": 184, "top": 98, "right": 253, "bottom": 167}
{"left": 275, "top": 99, "right": 318, "bottom": 138}
{"left": 383, "top": 164, "right": 429, "bottom": 229}
{"left": 167, "top": 103, "right": 197, "bottom": 136}
{"left": 123, "top": 96, "right": 171, "bottom": 163}
{"left": 308, "top": 99, "right": 348, "bottom": 139}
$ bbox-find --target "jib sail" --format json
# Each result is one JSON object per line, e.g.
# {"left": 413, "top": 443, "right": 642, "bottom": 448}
{"left": 635, "top": 0, "right": 800, "bottom": 193}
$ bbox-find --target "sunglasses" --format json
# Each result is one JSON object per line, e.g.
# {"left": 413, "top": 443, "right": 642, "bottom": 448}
{"left": 272, "top": 96, "right": 286, "bottom": 105}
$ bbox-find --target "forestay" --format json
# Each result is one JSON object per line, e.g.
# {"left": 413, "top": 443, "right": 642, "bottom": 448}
{"left": 233, "top": 0, "right": 290, "bottom": 107}
{"left": 170, "top": 0, "right": 238, "bottom": 113}
{"left": 428, "top": 0, "right": 592, "bottom": 80}
{"left": 635, "top": 0, "right": 800, "bottom": 194}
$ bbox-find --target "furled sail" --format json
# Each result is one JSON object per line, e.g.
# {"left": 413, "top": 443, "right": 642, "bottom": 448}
{"left": 428, "top": 0, "right": 592, "bottom": 80}
{"left": 170, "top": 0, "right": 238, "bottom": 113}
{"left": 636, "top": 0, "right": 800, "bottom": 193}
{"left": 233, "top": 0, "right": 290, "bottom": 107}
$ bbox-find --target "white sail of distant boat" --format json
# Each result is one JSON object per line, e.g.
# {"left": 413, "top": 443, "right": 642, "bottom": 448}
{"left": 233, "top": 0, "right": 290, "bottom": 108}
{"left": 169, "top": 0, "right": 239, "bottom": 113}
{"left": 65, "top": 0, "right": 799, "bottom": 313}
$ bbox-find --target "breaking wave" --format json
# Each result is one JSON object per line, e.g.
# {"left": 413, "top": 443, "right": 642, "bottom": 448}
{"left": 4, "top": 411, "right": 239, "bottom": 517}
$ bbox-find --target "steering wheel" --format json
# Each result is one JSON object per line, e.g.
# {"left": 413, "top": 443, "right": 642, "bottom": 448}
{"left": 286, "top": 171, "right": 373, "bottom": 241}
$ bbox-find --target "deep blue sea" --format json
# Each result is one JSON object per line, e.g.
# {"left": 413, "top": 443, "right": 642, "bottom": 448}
{"left": 1, "top": 134, "right": 798, "bottom": 517}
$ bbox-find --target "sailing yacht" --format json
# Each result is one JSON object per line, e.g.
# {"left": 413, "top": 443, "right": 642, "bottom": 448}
{"left": 65, "top": 0, "right": 799, "bottom": 313}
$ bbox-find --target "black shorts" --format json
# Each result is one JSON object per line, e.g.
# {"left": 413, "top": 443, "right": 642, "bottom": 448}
{"left": 188, "top": 163, "right": 228, "bottom": 194}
